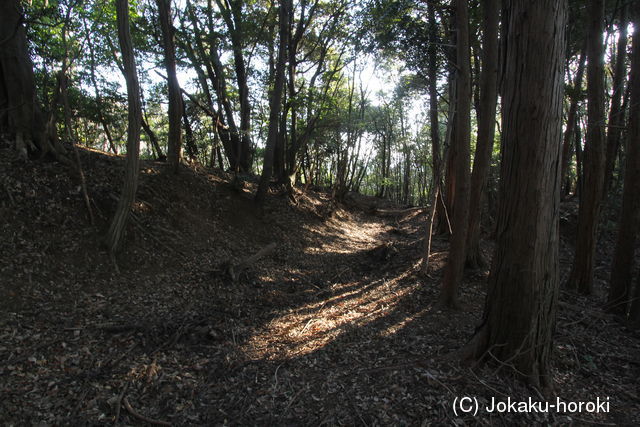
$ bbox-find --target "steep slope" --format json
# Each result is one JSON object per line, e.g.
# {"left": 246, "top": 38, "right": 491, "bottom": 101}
{"left": 1, "top": 141, "right": 639, "bottom": 425}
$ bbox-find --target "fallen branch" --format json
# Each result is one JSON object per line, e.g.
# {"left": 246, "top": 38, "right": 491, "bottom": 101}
{"left": 123, "top": 396, "right": 171, "bottom": 426}
{"left": 112, "top": 383, "right": 128, "bottom": 425}
{"left": 227, "top": 242, "right": 277, "bottom": 282}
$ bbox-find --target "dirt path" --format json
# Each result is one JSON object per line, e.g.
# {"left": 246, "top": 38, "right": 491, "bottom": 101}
{"left": 2, "top": 151, "right": 639, "bottom": 425}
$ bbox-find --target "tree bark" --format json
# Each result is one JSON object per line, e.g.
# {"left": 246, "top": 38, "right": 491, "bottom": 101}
{"left": 470, "top": 0, "right": 566, "bottom": 390}
{"left": 439, "top": 0, "right": 471, "bottom": 308}
{"left": 607, "top": 6, "right": 640, "bottom": 318}
{"left": 567, "top": 0, "right": 606, "bottom": 295}
{"left": 157, "top": 0, "right": 183, "bottom": 173}
{"left": 185, "top": 0, "right": 243, "bottom": 171}
{"left": 255, "top": 0, "right": 290, "bottom": 207}
{"left": 603, "top": 4, "right": 629, "bottom": 195}
{"left": 560, "top": 46, "right": 586, "bottom": 197}
{"left": 182, "top": 99, "right": 199, "bottom": 160}
{"left": 0, "top": 0, "right": 59, "bottom": 159}
{"left": 105, "top": 0, "right": 143, "bottom": 254}
{"left": 465, "top": 0, "right": 499, "bottom": 269}
{"left": 215, "top": 0, "right": 253, "bottom": 171}
{"left": 426, "top": 2, "right": 449, "bottom": 239}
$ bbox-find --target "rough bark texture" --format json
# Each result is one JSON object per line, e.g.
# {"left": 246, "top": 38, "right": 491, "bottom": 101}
{"left": 567, "top": 0, "right": 606, "bottom": 295}
{"left": 439, "top": 0, "right": 471, "bottom": 308}
{"left": 157, "top": 0, "right": 183, "bottom": 173}
{"left": 471, "top": 0, "right": 566, "bottom": 390}
{"left": 607, "top": 6, "right": 640, "bottom": 317}
{"left": 255, "top": 0, "right": 289, "bottom": 207}
{"left": 105, "top": 0, "right": 143, "bottom": 254}
{"left": 465, "top": 0, "right": 499, "bottom": 269}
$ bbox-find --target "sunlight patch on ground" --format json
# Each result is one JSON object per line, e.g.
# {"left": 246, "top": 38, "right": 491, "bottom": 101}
{"left": 378, "top": 306, "right": 430, "bottom": 338}
{"left": 242, "top": 265, "right": 421, "bottom": 361}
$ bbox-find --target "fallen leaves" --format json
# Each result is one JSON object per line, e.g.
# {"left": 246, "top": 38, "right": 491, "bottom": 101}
{"left": 1, "top": 142, "right": 639, "bottom": 425}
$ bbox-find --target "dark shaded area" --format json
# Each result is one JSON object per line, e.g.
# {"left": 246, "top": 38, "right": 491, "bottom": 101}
{"left": 1, "top": 142, "right": 638, "bottom": 425}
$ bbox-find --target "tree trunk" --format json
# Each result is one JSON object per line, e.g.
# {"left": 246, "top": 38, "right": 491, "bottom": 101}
{"left": 426, "top": 2, "right": 448, "bottom": 238}
{"left": 140, "top": 106, "right": 165, "bottom": 161}
{"left": 470, "top": 0, "right": 566, "bottom": 390}
{"left": 439, "top": 8, "right": 458, "bottom": 235}
{"left": 185, "top": 0, "right": 243, "bottom": 171}
{"left": 105, "top": 0, "right": 143, "bottom": 254}
{"left": 215, "top": 0, "right": 253, "bottom": 171}
{"left": 607, "top": 6, "right": 640, "bottom": 317}
{"left": 465, "top": 0, "right": 499, "bottom": 269}
{"left": 439, "top": 0, "right": 471, "bottom": 309}
{"left": 182, "top": 99, "right": 199, "bottom": 160}
{"left": 603, "top": 4, "right": 629, "bottom": 195}
{"left": 179, "top": 12, "right": 237, "bottom": 168}
{"left": 574, "top": 115, "right": 584, "bottom": 198}
{"left": 157, "top": 0, "right": 183, "bottom": 173}
{"left": 567, "top": 0, "right": 606, "bottom": 295}
{"left": 255, "top": 0, "right": 289, "bottom": 207}
{"left": 560, "top": 46, "right": 586, "bottom": 197}
{"left": 0, "top": 0, "right": 59, "bottom": 159}
{"left": 83, "top": 17, "right": 118, "bottom": 154}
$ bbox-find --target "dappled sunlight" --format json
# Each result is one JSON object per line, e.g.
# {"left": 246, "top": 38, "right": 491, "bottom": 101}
{"left": 378, "top": 307, "right": 431, "bottom": 338}
{"left": 241, "top": 265, "right": 423, "bottom": 361}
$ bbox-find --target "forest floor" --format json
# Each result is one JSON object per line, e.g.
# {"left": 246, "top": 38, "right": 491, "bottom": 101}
{"left": 1, "top": 141, "right": 640, "bottom": 426}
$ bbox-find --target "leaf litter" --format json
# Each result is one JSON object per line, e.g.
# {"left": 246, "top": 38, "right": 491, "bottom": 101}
{"left": 1, "top": 141, "right": 639, "bottom": 425}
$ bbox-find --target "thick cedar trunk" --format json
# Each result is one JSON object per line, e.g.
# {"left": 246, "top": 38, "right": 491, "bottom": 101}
{"left": 607, "top": 7, "right": 640, "bottom": 317}
{"left": 0, "top": 0, "right": 58, "bottom": 159}
{"left": 471, "top": 0, "right": 566, "bottom": 390}
{"left": 255, "top": 0, "right": 289, "bottom": 207}
{"left": 567, "top": 0, "right": 606, "bottom": 295}
{"left": 157, "top": 0, "right": 183, "bottom": 173}
{"left": 560, "top": 47, "right": 586, "bottom": 197}
{"left": 105, "top": 0, "right": 143, "bottom": 254}
{"left": 465, "top": 0, "right": 499, "bottom": 269}
{"left": 603, "top": 5, "right": 629, "bottom": 195}
{"left": 439, "top": 0, "right": 471, "bottom": 308}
